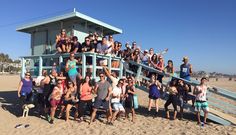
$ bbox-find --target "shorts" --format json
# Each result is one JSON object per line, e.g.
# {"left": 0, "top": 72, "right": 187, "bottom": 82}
{"left": 195, "top": 101, "right": 209, "bottom": 112}
{"left": 178, "top": 96, "right": 184, "bottom": 108}
{"left": 64, "top": 99, "right": 78, "bottom": 105}
{"left": 112, "top": 102, "right": 125, "bottom": 112}
{"left": 93, "top": 98, "right": 109, "bottom": 110}
{"left": 50, "top": 99, "right": 61, "bottom": 107}
{"left": 69, "top": 74, "right": 78, "bottom": 82}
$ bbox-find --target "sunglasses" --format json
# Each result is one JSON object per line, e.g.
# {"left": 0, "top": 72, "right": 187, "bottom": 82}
{"left": 57, "top": 82, "right": 62, "bottom": 84}
{"left": 86, "top": 40, "right": 90, "bottom": 41}
{"left": 99, "top": 75, "right": 104, "bottom": 77}
{"left": 25, "top": 74, "right": 30, "bottom": 76}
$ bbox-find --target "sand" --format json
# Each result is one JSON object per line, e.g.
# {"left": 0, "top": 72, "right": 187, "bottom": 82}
{"left": 0, "top": 75, "right": 236, "bottom": 135}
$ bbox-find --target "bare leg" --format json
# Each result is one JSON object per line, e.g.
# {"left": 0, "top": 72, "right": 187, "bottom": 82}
{"left": 50, "top": 107, "right": 57, "bottom": 123}
{"left": 66, "top": 104, "right": 72, "bottom": 121}
{"left": 148, "top": 99, "right": 152, "bottom": 111}
{"left": 204, "top": 111, "right": 208, "bottom": 123}
{"left": 166, "top": 111, "right": 170, "bottom": 119}
{"left": 155, "top": 99, "right": 159, "bottom": 112}
{"left": 112, "top": 111, "right": 119, "bottom": 122}
{"left": 106, "top": 109, "right": 112, "bottom": 123}
{"left": 90, "top": 108, "right": 97, "bottom": 124}
{"left": 173, "top": 111, "right": 177, "bottom": 120}
{"left": 57, "top": 47, "right": 62, "bottom": 53}
{"left": 196, "top": 112, "right": 201, "bottom": 124}
{"left": 58, "top": 105, "right": 65, "bottom": 118}
{"left": 62, "top": 44, "right": 66, "bottom": 52}
{"left": 180, "top": 107, "right": 183, "bottom": 119}
{"left": 131, "top": 108, "right": 135, "bottom": 123}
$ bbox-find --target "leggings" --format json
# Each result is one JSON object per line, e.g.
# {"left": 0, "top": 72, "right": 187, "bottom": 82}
{"left": 78, "top": 100, "right": 93, "bottom": 118}
{"left": 164, "top": 94, "right": 178, "bottom": 112}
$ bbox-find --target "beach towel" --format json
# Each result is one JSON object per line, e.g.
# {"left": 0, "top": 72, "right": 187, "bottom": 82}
{"left": 133, "top": 94, "right": 139, "bottom": 109}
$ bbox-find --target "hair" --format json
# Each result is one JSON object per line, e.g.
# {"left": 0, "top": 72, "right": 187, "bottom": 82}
{"left": 169, "top": 79, "right": 177, "bottom": 87}
{"left": 151, "top": 54, "right": 158, "bottom": 63}
{"left": 67, "top": 81, "right": 75, "bottom": 87}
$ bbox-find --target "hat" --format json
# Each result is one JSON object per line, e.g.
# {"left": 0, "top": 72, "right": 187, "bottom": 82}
{"left": 182, "top": 56, "right": 189, "bottom": 61}
{"left": 158, "top": 55, "right": 163, "bottom": 59}
{"left": 144, "top": 50, "right": 148, "bottom": 52}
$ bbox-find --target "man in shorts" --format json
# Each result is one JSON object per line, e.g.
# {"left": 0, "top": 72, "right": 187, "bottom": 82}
{"left": 90, "top": 72, "right": 112, "bottom": 125}
{"left": 111, "top": 79, "right": 125, "bottom": 124}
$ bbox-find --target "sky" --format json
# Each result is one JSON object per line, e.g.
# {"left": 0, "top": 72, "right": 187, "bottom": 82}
{"left": 0, "top": 0, "right": 235, "bottom": 74}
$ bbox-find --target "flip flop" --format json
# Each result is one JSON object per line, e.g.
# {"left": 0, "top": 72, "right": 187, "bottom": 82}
{"left": 15, "top": 124, "right": 24, "bottom": 128}
{"left": 25, "top": 124, "right": 30, "bottom": 128}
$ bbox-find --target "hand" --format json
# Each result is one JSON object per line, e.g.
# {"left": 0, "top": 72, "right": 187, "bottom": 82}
{"left": 105, "top": 97, "right": 109, "bottom": 101}
{"left": 18, "top": 93, "right": 21, "bottom": 98}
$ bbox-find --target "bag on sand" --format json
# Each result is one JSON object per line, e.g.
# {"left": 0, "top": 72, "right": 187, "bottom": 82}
{"left": 133, "top": 94, "right": 139, "bottom": 109}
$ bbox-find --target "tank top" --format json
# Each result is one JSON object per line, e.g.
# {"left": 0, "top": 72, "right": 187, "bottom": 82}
{"left": 68, "top": 59, "right": 78, "bottom": 76}
{"left": 44, "top": 75, "right": 57, "bottom": 96}
{"left": 80, "top": 83, "right": 92, "bottom": 101}
{"left": 180, "top": 63, "right": 191, "bottom": 80}
{"left": 21, "top": 79, "right": 32, "bottom": 94}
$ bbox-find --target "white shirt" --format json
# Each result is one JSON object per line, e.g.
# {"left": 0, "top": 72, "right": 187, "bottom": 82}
{"left": 111, "top": 86, "right": 122, "bottom": 103}
{"left": 195, "top": 85, "right": 208, "bottom": 101}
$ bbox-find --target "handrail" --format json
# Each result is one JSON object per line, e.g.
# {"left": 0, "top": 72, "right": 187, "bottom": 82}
{"left": 127, "top": 60, "right": 236, "bottom": 100}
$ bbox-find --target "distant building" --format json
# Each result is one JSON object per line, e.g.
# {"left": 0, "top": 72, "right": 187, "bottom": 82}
{"left": 17, "top": 10, "right": 122, "bottom": 55}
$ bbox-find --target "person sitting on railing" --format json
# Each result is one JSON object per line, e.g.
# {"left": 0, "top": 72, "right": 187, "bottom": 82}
{"left": 193, "top": 77, "right": 209, "bottom": 125}
{"left": 93, "top": 32, "right": 100, "bottom": 52}
{"left": 123, "top": 43, "right": 132, "bottom": 61}
{"left": 156, "top": 55, "right": 165, "bottom": 83}
{"left": 149, "top": 53, "right": 158, "bottom": 78}
{"left": 107, "top": 35, "right": 114, "bottom": 54}
{"left": 131, "top": 42, "right": 137, "bottom": 53}
{"left": 69, "top": 36, "right": 81, "bottom": 54}
{"left": 96, "top": 37, "right": 109, "bottom": 66}
{"left": 81, "top": 37, "right": 95, "bottom": 65}
{"left": 141, "top": 50, "right": 149, "bottom": 66}
{"left": 165, "top": 60, "right": 175, "bottom": 75}
{"left": 66, "top": 53, "right": 79, "bottom": 86}
{"left": 56, "top": 29, "right": 69, "bottom": 53}
{"left": 164, "top": 79, "right": 178, "bottom": 120}
{"left": 148, "top": 48, "right": 155, "bottom": 60}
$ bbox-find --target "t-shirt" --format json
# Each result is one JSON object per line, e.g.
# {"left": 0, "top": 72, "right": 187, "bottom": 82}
{"left": 97, "top": 80, "right": 111, "bottom": 100}
{"left": 111, "top": 86, "right": 122, "bottom": 103}
{"left": 96, "top": 43, "right": 109, "bottom": 54}
{"left": 195, "top": 85, "right": 208, "bottom": 101}
{"left": 81, "top": 42, "right": 95, "bottom": 52}
{"left": 70, "top": 42, "right": 81, "bottom": 53}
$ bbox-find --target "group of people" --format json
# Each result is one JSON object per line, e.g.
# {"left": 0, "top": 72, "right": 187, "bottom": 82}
{"left": 17, "top": 30, "right": 211, "bottom": 125}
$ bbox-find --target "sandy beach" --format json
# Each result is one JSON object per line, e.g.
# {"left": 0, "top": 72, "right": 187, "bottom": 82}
{"left": 0, "top": 75, "right": 236, "bottom": 135}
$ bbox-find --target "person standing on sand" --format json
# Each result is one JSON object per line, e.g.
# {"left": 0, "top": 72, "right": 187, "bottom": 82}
{"left": 49, "top": 79, "right": 64, "bottom": 124}
{"left": 164, "top": 79, "right": 178, "bottom": 120}
{"left": 194, "top": 77, "right": 209, "bottom": 125}
{"left": 124, "top": 77, "right": 136, "bottom": 123}
{"left": 180, "top": 56, "right": 193, "bottom": 92}
{"left": 111, "top": 79, "right": 125, "bottom": 124}
{"left": 17, "top": 72, "right": 33, "bottom": 108}
{"left": 147, "top": 74, "right": 161, "bottom": 115}
{"left": 90, "top": 72, "right": 112, "bottom": 125}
